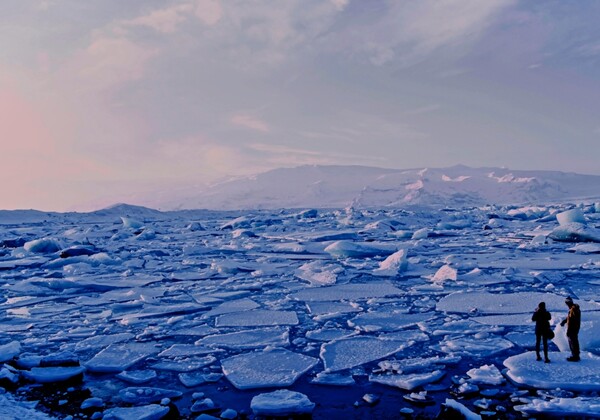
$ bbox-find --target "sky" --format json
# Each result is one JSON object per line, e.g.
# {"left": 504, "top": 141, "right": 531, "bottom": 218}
{"left": 1, "top": 0, "right": 600, "bottom": 211}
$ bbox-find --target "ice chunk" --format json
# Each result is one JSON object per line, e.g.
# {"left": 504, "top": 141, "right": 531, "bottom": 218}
{"left": 514, "top": 396, "right": 600, "bottom": 417}
{"left": 324, "top": 241, "right": 397, "bottom": 258}
{"left": 201, "top": 298, "right": 259, "bottom": 318}
{"left": 370, "top": 370, "right": 444, "bottom": 391}
{"left": 103, "top": 404, "right": 169, "bottom": 420}
{"left": 81, "top": 397, "right": 104, "bottom": 409}
{"left": 567, "top": 243, "right": 600, "bottom": 253}
{"left": 24, "top": 238, "right": 62, "bottom": 253}
{"left": 0, "top": 340, "right": 21, "bottom": 362}
{"left": 120, "top": 216, "right": 144, "bottom": 229}
{"left": 221, "top": 349, "right": 318, "bottom": 389}
{"left": 118, "top": 387, "right": 182, "bottom": 404}
{"left": 310, "top": 372, "right": 356, "bottom": 386}
{"left": 215, "top": 310, "right": 298, "bottom": 327}
{"left": 305, "top": 328, "right": 356, "bottom": 342}
{"left": 178, "top": 372, "right": 222, "bottom": 387}
{"left": 0, "top": 392, "right": 57, "bottom": 419}
{"left": 443, "top": 399, "right": 482, "bottom": 420}
{"left": 151, "top": 356, "right": 216, "bottom": 372}
{"left": 306, "top": 302, "right": 361, "bottom": 320}
{"left": 21, "top": 366, "right": 85, "bottom": 383}
{"left": 373, "top": 249, "right": 408, "bottom": 277}
{"left": 116, "top": 370, "right": 157, "bottom": 384}
{"left": 466, "top": 364, "right": 504, "bottom": 385}
{"left": 251, "top": 390, "right": 315, "bottom": 416}
{"left": 157, "top": 344, "right": 216, "bottom": 358}
{"left": 321, "top": 336, "right": 412, "bottom": 372}
{"left": 411, "top": 228, "right": 429, "bottom": 240}
{"left": 197, "top": 327, "right": 289, "bottom": 349}
{"left": 556, "top": 208, "right": 586, "bottom": 226}
{"left": 437, "top": 336, "right": 513, "bottom": 357}
{"left": 292, "top": 283, "right": 402, "bottom": 302}
{"left": 75, "top": 333, "right": 135, "bottom": 352}
{"left": 504, "top": 351, "right": 600, "bottom": 391}
{"left": 430, "top": 265, "right": 457, "bottom": 283}
{"left": 348, "top": 312, "right": 433, "bottom": 332}
{"left": 548, "top": 222, "right": 600, "bottom": 242}
{"left": 85, "top": 343, "right": 159, "bottom": 373}
{"left": 295, "top": 261, "right": 341, "bottom": 286}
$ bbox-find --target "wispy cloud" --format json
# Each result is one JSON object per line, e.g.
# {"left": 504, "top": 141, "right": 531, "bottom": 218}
{"left": 230, "top": 114, "right": 270, "bottom": 133}
{"left": 121, "top": 3, "right": 194, "bottom": 33}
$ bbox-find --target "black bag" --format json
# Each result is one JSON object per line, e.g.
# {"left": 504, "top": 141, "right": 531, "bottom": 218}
{"left": 546, "top": 327, "right": 555, "bottom": 340}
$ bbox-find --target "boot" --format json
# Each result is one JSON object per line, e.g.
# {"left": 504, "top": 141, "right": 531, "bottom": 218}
{"left": 544, "top": 351, "right": 550, "bottom": 363}
{"left": 536, "top": 352, "right": 542, "bottom": 361}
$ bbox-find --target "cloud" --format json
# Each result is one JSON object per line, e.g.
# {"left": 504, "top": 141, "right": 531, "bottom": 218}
{"left": 121, "top": 3, "right": 194, "bottom": 33}
{"left": 195, "top": 0, "right": 223, "bottom": 25}
{"left": 334, "top": 0, "right": 516, "bottom": 67}
{"left": 230, "top": 114, "right": 270, "bottom": 133}
{"left": 67, "top": 36, "right": 158, "bottom": 92}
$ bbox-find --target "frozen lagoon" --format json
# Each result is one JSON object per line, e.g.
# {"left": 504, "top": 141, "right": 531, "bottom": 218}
{"left": 0, "top": 203, "right": 600, "bottom": 418}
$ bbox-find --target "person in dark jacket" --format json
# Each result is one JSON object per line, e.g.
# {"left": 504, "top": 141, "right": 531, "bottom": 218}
{"left": 560, "top": 296, "right": 581, "bottom": 362}
{"left": 532, "top": 301, "right": 551, "bottom": 363}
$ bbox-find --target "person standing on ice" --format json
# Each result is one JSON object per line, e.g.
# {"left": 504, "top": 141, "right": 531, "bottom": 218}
{"left": 560, "top": 296, "right": 581, "bottom": 362}
{"left": 532, "top": 302, "right": 551, "bottom": 363}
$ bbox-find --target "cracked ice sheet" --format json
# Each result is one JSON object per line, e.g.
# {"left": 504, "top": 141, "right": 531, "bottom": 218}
{"left": 196, "top": 327, "right": 289, "bottom": 349}
{"left": 437, "top": 291, "right": 600, "bottom": 315}
{"left": 157, "top": 344, "right": 218, "bottom": 357}
{"left": 84, "top": 342, "right": 160, "bottom": 373}
{"left": 504, "top": 351, "right": 600, "bottom": 391}
{"left": 200, "top": 298, "right": 259, "bottom": 318}
{"left": 320, "top": 336, "right": 414, "bottom": 372}
{"left": 215, "top": 310, "right": 298, "bottom": 327}
{"left": 306, "top": 301, "right": 362, "bottom": 320}
{"left": 348, "top": 311, "right": 433, "bottom": 332}
{"left": 435, "top": 336, "right": 513, "bottom": 357}
{"left": 221, "top": 349, "right": 318, "bottom": 390}
{"left": 291, "top": 283, "right": 403, "bottom": 302}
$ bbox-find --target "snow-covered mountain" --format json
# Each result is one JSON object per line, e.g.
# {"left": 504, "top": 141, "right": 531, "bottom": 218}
{"left": 154, "top": 165, "right": 600, "bottom": 211}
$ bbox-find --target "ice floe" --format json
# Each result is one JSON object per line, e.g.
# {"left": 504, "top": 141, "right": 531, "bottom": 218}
{"left": 221, "top": 349, "right": 318, "bottom": 389}
{"left": 320, "top": 336, "right": 412, "bottom": 372}
{"left": 504, "top": 351, "right": 600, "bottom": 391}
{"left": 251, "top": 390, "right": 315, "bottom": 416}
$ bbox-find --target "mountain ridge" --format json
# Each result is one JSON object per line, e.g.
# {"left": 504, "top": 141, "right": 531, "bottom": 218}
{"left": 148, "top": 164, "right": 600, "bottom": 211}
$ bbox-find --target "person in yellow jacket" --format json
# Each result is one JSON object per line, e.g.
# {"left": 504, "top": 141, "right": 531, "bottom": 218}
{"left": 560, "top": 296, "right": 581, "bottom": 362}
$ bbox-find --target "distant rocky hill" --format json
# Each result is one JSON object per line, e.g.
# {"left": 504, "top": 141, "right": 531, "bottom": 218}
{"left": 150, "top": 165, "right": 600, "bottom": 211}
